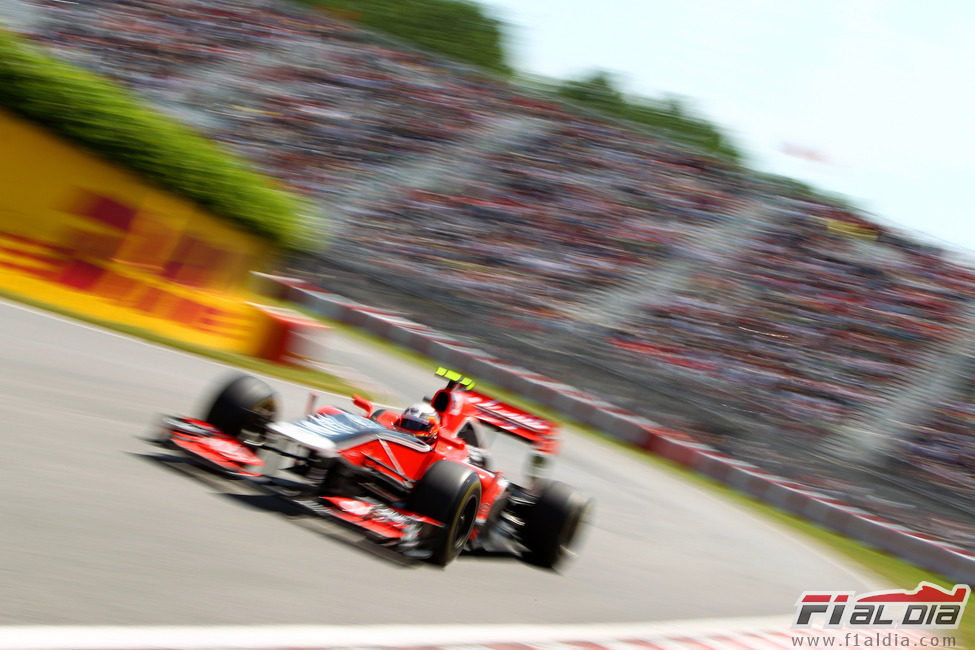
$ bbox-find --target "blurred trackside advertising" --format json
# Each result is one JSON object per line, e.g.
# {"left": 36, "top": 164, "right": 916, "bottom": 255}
{"left": 0, "top": 109, "right": 273, "bottom": 353}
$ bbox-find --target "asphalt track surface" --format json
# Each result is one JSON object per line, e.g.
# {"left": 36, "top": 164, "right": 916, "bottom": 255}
{"left": 0, "top": 299, "right": 879, "bottom": 626}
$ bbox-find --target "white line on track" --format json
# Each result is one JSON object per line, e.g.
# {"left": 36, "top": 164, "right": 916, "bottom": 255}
{"left": 0, "top": 616, "right": 794, "bottom": 649}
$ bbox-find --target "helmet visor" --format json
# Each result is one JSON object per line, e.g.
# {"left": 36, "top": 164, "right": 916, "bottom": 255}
{"left": 399, "top": 415, "right": 432, "bottom": 433}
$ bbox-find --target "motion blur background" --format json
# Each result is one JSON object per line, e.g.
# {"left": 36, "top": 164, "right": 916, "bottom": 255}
{"left": 1, "top": 0, "right": 972, "bottom": 562}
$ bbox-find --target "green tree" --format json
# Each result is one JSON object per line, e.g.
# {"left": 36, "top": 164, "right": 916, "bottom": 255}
{"left": 556, "top": 72, "right": 626, "bottom": 113}
{"left": 302, "top": 0, "right": 511, "bottom": 74}
{"left": 555, "top": 70, "right": 743, "bottom": 162}
{"left": 303, "top": 0, "right": 743, "bottom": 161}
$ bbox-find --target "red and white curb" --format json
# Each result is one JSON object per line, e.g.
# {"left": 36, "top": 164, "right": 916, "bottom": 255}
{"left": 0, "top": 617, "right": 951, "bottom": 650}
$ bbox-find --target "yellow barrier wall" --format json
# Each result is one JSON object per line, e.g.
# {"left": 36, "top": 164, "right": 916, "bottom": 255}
{"left": 0, "top": 109, "right": 273, "bottom": 353}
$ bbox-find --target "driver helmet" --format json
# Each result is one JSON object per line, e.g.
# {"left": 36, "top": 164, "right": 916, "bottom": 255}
{"left": 397, "top": 402, "right": 439, "bottom": 443}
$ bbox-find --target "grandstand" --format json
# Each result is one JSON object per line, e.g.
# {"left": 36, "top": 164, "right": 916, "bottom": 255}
{"left": 3, "top": 0, "right": 974, "bottom": 548}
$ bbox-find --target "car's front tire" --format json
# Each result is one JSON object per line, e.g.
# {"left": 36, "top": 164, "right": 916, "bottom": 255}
{"left": 204, "top": 374, "right": 278, "bottom": 443}
{"left": 408, "top": 461, "right": 481, "bottom": 566}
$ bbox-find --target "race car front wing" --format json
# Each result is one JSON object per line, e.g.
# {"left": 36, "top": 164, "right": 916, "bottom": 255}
{"left": 157, "top": 416, "right": 443, "bottom": 559}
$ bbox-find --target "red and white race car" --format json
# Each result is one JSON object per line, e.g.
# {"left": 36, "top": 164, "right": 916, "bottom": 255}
{"left": 155, "top": 368, "right": 591, "bottom": 567}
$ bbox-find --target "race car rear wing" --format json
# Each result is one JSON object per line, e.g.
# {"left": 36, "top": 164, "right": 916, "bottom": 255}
{"left": 432, "top": 367, "right": 559, "bottom": 454}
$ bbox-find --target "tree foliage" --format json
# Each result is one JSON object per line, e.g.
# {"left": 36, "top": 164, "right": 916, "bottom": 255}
{"left": 0, "top": 29, "right": 304, "bottom": 246}
{"left": 310, "top": 0, "right": 745, "bottom": 164}
{"left": 557, "top": 72, "right": 626, "bottom": 114}
{"left": 301, "top": 0, "right": 511, "bottom": 74}
{"left": 306, "top": 0, "right": 745, "bottom": 162}
{"left": 555, "top": 71, "right": 743, "bottom": 162}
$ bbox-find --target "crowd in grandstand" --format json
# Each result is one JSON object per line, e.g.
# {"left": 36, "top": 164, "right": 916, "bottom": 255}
{"left": 898, "top": 364, "right": 975, "bottom": 505}
{"left": 7, "top": 0, "right": 975, "bottom": 547}
{"left": 609, "top": 201, "right": 975, "bottom": 433}
{"left": 337, "top": 120, "right": 748, "bottom": 330}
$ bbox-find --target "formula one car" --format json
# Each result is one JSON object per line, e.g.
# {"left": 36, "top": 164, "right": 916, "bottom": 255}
{"left": 155, "top": 368, "right": 591, "bottom": 567}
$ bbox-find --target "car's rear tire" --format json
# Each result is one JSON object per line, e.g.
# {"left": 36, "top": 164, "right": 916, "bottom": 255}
{"left": 522, "top": 481, "right": 592, "bottom": 569}
{"left": 205, "top": 374, "right": 278, "bottom": 442}
{"left": 408, "top": 461, "right": 481, "bottom": 566}
{"left": 456, "top": 422, "right": 481, "bottom": 448}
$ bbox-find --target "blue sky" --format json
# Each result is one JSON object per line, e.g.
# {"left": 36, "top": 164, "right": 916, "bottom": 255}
{"left": 485, "top": 0, "right": 975, "bottom": 256}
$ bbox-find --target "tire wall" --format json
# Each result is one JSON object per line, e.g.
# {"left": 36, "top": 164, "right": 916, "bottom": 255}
{"left": 0, "top": 110, "right": 275, "bottom": 353}
{"left": 267, "top": 276, "right": 975, "bottom": 584}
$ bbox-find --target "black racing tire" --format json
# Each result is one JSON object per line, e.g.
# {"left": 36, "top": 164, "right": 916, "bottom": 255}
{"left": 522, "top": 481, "right": 592, "bottom": 569}
{"left": 407, "top": 461, "right": 481, "bottom": 566}
{"left": 204, "top": 374, "right": 278, "bottom": 441}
